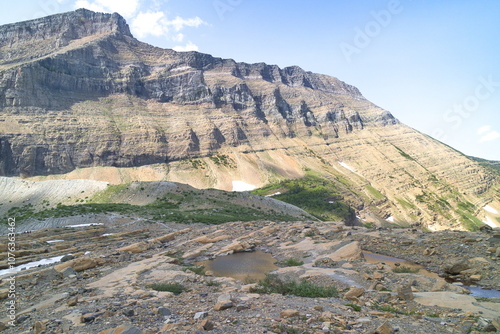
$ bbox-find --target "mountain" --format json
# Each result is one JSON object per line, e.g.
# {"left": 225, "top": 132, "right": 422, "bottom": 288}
{"left": 1, "top": 9, "right": 499, "bottom": 230}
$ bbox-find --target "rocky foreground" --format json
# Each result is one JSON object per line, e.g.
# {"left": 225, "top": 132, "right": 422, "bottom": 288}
{"left": 0, "top": 218, "right": 499, "bottom": 334}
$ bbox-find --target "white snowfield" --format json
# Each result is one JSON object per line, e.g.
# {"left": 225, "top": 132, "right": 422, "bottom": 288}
{"left": 67, "top": 223, "right": 104, "bottom": 228}
{"left": 232, "top": 181, "right": 257, "bottom": 192}
{"left": 0, "top": 254, "right": 69, "bottom": 277}
{"left": 483, "top": 205, "right": 499, "bottom": 214}
{"left": 338, "top": 161, "right": 356, "bottom": 173}
{"left": 483, "top": 216, "right": 499, "bottom": 228}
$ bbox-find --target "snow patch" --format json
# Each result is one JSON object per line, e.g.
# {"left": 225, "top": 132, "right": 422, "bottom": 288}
{"left": 338, "top": 161, "right": 356, "bottom": 173}
{"left": 171, "top": 66, "right": 192, "bottom": 72}
{"left": 483, "top": 216, "right": 499, "bottom": 228}
{"left": 483, "top": 205, "right": 499, "bottom": 214}
{"left": 66, "top": 223, "right": 103, "bottom": 228}
{"left": 265, "top": 192, "right": 281, "bottom": 197}
{"left": 46, "top": 240, "right": 64, "bottom": 243}
{"left": 0, "top": 254, "right": 68, "bottom": 277}
{"left": 232, "top": 181, "right": 256, "bottom": 192}
{"left": 386, "top": 216, "right": 395, "bottom": 223}
{"left": 102, "top": 233, "right": 114, "bottom": 236}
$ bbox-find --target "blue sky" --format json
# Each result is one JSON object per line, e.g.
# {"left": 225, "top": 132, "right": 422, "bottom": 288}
{"left": 2, "top": 0, "right": 499, "bottom": 160}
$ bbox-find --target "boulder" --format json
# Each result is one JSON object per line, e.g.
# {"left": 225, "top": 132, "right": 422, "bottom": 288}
{"left": 344, "top": 287, "right": 365, "bottom": 301}
{"left": 397, "top": 284, "right": 414, "bottom": 301}
{"left": 442, "top": 258, "right": 470, "bottom": 275}
{"left": 33, "top": 321, "right": 46, "bottom": 334}
{"left": 157, "top": 307, "right": 171, "bottom": 316}
{"left": 375, "top": 321, "right": 395, "bottom": 334}
{"left": 194, "top": 311, "right": 208, "bottom": 320}
{"left": 200, "top": 319, "right": 215, "bottom": 330}
{"left": 214, "top": 302, "right": 233, "bottom": 311}
{"left": 67, "top": 296, "right": 78, "bottom": 306}
{"left": 280, "top": 309, "right": 300, "bottom": 318}
{"left": 327, "top": 241, "right": 362, "bottom": 261}
{"left": 117, "top": 242, "right": 151, "bottom": 254}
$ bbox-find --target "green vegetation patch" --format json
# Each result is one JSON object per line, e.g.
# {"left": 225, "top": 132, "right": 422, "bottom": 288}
{"left": 189, "top": 159, "right": 206, "bottom": 169}
{"left": 209, "top": 154, "right": 236, "bottom": 168}
{"left": 458, "top": 209, "right": 484, "bottom": 231}
{"left": 393, "top": 266, "right": 420, "bottom": 273}
{"left": 148, "top": 282, "right": 185, "bottom": 294}
{"left": 346, "top": 303, "right": 362, "bottom": 312}
{"left": 251, "top": 174, "right": 354, "bottom": 222}
{"left": 395, "top": 197, "right": 416, "bottom": 210}
{"left": 90, "top": 184, "right": 130, "bottom": 202}
{"left": 392, "top": 144, "right": 416, "bottom": 162}
{"left": 251, "top": 274, "right": 338, "bottom": 298}
{"left": 182, "top": 265, "right": 206, "bottom": 276}
{"left": 415, "top": 191, "right": 453, "bottom": 220}
{"left": 281, "top": 258, "right": 304, "bottom": 267}
{"left": 365, "top": 185, "right": 385, "bottom": 201}
{"left": 455, "top": 200, "right": 484, "bottom": 231}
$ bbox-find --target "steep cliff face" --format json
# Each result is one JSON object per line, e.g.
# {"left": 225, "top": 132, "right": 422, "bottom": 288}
{"left": 0, "top": 10, "right": 498, "bottom": 229}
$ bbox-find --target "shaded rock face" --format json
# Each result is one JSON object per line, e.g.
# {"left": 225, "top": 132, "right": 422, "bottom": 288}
{"left": 0, "top": 9, "right": 381, "bottom": 176}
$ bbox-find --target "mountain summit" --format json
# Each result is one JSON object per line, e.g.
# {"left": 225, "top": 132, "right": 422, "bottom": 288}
{"left": 0, "top": 9, "right": 498, "bottom": 229}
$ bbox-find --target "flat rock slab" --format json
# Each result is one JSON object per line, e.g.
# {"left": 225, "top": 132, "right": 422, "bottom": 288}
{"left": 414, "top": 292, "right": 500, "bottom": 319}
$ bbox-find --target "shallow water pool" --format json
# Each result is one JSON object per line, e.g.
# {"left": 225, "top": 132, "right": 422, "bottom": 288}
{"left": 195, "top": 250, "right": 279, "bottom": 283}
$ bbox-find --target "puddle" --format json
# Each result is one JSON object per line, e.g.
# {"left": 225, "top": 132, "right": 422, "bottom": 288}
{"left": 362, "top": 251, "right": 440, "bottom": 279}
{"left": 464, "top": 286, "right": 500, "bottom": 298}
{"left": 195, "top": 250, "right": 279, "bottom": 283}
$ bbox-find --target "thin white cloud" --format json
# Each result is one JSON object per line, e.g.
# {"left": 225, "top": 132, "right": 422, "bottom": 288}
{"left": 173, "top": 41, "right": 199, "bottom": 52}
{"left": 168, "top": 16, "right": 205, "bottom": 31}
{"left": 131, "top": 11, "right": 166, "bottom": 38}
{"left": 477, "top": 125, "right": 491, "bottom": 135}
{"left": 172, "top": 33, "right": 185, "bottom": 42}
{"left": 75, "top": 0, "right": 140, "bottom": 18}
{"left": 73, "top": 0, "right": 207, "bottom": 50}
{"left": 130, "top": 10, "right": 206, "bottom": 40}
{"left": 479, "top": 130, "right": 500, "bottom": 143}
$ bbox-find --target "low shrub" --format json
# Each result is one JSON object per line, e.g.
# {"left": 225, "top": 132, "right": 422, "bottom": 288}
{"left": 251, "top": 274, "right": 337, "bottom": 298}
{"left": 148, "top": 282, "right": 185, "bottom": 294}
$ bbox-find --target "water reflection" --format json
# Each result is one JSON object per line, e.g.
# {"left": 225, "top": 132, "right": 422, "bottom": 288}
{"left": 362, "top": 251, "right": 440, "bottom": 279}
{"left": 195, "top": 250, "right": 279, "bottom": 283}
